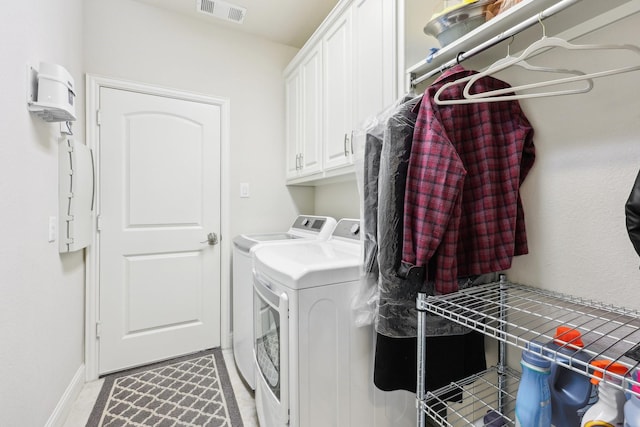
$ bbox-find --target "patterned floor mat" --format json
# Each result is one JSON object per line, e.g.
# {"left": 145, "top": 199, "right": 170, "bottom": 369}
{"left": 86, "top": 348, "right": 243, "bottom": 427}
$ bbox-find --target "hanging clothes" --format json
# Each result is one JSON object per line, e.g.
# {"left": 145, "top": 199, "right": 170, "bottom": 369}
{"left": 374, "top": 65, "right": 535, "bottom": 393}
{"left": 364, "top": 94, "right": 489, "bottom": 393}
{"left": 374, "top": 328, "right": 486, "bottom": 394}
{"left": 355, "top": 94, "right": 421, "bottom": 328}
{"left": 353, "top": 98, "right": 406, "bottom": 328}
{"left": 400, "top": 64, "right": 536, "bottom": 296}
{"left": 375, "top": 94, "right": 421, "bottom": 336}
{"left": 363, "top": 121, "right": 384, "bottom": 280}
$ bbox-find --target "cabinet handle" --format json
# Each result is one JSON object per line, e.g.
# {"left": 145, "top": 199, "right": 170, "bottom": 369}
{"left": 344, "top": 134, "right": 349, "bottom": 157}
{"left": 350, "top": 131, "right": 354, "bottom": 155}
{"left": 299, "top": 153, "right": 303, "bottom": 169}
{"left": 295, "top": 154, "right": 300, "bottom": 170}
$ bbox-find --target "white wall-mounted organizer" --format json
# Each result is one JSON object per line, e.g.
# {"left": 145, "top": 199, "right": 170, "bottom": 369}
{"left": 415, "top": 275, "right": 640, "bottom": 426}
{"left": 27, "top": 62, "right": 77, "bottom": 122}
{"left": 58, "top": 139, "right": 95, "bottom": 253}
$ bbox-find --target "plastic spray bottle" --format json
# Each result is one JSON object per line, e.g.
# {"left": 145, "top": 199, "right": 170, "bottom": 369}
{"left": 624, "top": 370, "right": 640, "bottom": 427}
{"left": 580, "top": 360, "right": 628, "bottom": 427}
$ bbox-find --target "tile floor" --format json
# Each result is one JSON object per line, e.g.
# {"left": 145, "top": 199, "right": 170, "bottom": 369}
{"left": 62, "top": 348, "right": 258, "bottom": 427}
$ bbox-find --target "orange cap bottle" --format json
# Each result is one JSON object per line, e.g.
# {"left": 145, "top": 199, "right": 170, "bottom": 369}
{"left": 589, "top": 360, "right": 629, "bottom": 385}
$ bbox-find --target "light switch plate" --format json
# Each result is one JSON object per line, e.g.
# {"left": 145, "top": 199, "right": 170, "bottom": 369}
{"left": 48, "top": 216, "right": 57, "bottom": 242}
{"left": 240, "top": 182, "right": 250, "bottom": 198}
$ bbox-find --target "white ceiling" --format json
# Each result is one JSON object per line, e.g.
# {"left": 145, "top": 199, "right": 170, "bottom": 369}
{"left": 134, "top": 0, "right": 340, "bottom": 48}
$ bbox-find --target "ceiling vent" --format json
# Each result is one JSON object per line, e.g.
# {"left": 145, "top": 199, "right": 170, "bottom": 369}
{"left": 196, "top": 0, "right": 246, "bottom": 24}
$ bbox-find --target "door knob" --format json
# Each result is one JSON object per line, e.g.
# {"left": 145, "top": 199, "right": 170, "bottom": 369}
{"left": 201, "top": 232, "right": 219, "bottom": 246}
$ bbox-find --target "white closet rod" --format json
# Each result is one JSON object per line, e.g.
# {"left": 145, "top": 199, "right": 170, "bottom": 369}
{"left": 410, "top": 0, "right": 583, "bottom": 87}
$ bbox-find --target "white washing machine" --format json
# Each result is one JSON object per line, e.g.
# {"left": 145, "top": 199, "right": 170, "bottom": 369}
{"left": 232, "top": 215, "right": 336, "bottom": 389}
{"left": 252, "top": 219, "right": 414, "bottom": 427}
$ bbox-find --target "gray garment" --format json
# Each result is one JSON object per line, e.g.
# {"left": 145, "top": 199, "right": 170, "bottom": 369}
{"left": 375, "top": 95, "right": 422, "bottom": 337}
{"left": 363, "top": 128, "right": 384, "bottom": 277}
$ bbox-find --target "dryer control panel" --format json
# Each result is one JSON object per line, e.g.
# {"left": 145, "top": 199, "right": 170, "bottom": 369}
{"left": 332, "top": 219, "right": 361, "bottom": 240}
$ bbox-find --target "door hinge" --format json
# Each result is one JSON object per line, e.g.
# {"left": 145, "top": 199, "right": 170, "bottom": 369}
{"left": 96, "top": 321, "right": 102, "bottom": 339}
{"left": 96, "top": 110, "right": 102, "bottom": 126}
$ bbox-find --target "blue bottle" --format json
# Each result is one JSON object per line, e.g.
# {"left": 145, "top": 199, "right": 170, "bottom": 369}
{"left": 624, "top": 371, "right": 640, "bottom": 427}
{"left": 545, "top": 327, "right": 593, "bottom": 427}
{"left": 515, "top": 344, "right": 552, "bottom": 427}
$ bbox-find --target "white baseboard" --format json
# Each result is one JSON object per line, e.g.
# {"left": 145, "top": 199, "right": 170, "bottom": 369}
{"left": 45, "top": 364, "right": 86, "bottom": 427}
{"left": 222, "top": 331, "right": 233, "bottom": 350}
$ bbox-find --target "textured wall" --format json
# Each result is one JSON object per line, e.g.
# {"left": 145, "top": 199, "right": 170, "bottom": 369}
{"left": 0, "top": 0, "right": 86, "bottom": 425}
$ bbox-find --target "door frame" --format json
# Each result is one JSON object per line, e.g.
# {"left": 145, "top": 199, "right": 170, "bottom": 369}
{"left": 84, "top": 75, "right": 231, "bottom": 381}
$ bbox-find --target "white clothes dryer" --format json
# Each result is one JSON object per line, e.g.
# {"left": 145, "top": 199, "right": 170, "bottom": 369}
{"left": 252, "top": 219, "right": 414, "bottom": 427}
{"left": 232, "top": 215, "right": 336, "bottom": 389}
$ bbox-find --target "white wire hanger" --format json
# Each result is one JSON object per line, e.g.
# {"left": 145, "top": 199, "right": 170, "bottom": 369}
{"left": 434, "top": 15, "right": 640, "bottom": 105}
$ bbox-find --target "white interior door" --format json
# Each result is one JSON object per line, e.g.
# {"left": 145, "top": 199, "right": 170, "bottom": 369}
{"left": 98, "top": 87, "right": 221, "bottom": 374}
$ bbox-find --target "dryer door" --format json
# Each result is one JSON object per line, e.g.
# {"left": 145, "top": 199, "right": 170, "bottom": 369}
{"left": 254, "top": 273, "right": 289, "bottom": 425}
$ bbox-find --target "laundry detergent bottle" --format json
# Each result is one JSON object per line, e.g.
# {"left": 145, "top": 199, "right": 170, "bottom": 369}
{"left": 515, "top": 344, "right": 552, "bottom": 427}
{"left": 580, "top": 360, "right": 629, "bottom": 427}
{"left": 624, "top": 370, "right": 640, "bottom": 427}
{"left": 545, "top": 326, "right": 593, "bottom": 427}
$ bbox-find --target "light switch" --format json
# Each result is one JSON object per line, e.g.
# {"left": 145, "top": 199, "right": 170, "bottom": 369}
{"left": 48, "top": 216, "right": 57, "bottom": 242}
{"left": 240, "top": 182, "right": 250, "bottom": 198}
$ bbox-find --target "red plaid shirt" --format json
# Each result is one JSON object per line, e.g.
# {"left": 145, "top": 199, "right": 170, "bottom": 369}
{"left": 401, "top": 65, "right": 535, "bottom": 294}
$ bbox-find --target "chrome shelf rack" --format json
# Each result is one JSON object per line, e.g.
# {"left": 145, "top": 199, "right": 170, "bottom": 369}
{"left": 420, "top": 366, "right": 520, "bottom": 427}
{"left": 416, "top": 276, "right": 640, "bottom": 426}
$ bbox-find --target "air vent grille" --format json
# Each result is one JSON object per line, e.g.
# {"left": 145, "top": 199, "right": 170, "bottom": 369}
{"left": 196, "top": 0, "right": 246, "bottom": 24}
{"left": 228, "top": 7, "right": 244, "bottom": 23}
{"left": 200, "top": 0, "right": 215, "bottom": 14}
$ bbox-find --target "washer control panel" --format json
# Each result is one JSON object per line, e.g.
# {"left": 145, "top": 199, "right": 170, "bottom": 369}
{"left": 292, "top": 216, "right": 331, "bottom": 232}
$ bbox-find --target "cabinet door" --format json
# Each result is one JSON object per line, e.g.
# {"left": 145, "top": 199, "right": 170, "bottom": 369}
{"left": 323, "top": 9, "right": 353, "bottom": 172}
{"left": 352, "top": 0, "right": 396, "bottom": 129}
{"left": 299, "top": 44, "right": 323, "bottom": 177}
{"left": 285, "top": 69, "right": 301, "bottom": 180}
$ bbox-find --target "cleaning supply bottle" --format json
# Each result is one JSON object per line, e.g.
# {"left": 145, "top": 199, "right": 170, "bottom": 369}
{"left": 545, "top": 326, "right": 593, "bottom": 427}
{"left": 515, "top": 343, "right": 552, "bottom": 427}
{"left": 580, "top": 360, "right": 628, "bottom": 427}
{"left": 624, "top": 370, "right": 640, "bottom": 427}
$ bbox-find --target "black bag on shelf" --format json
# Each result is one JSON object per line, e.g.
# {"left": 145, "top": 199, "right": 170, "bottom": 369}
{"left": 626, "top": 169, "right": 640, "bottom": 258}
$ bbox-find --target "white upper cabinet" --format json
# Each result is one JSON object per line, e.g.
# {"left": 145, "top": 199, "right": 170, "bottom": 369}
{"left": 285, "top": 69, "right": 301, "bottom": 179}
{"left": 284, "top": 0, "right": 397, "bottom": 185}
{"left": 285, "top": 45, "right": 323, "bottom": 181}
{"left": 323, "top": 8, "right": 354, "bottom": 172}
{"left": 300, "top": 45, "right": 324, "bottom": 176}
{"left": 352, "top": 0, "right": 396, "bottom": 129}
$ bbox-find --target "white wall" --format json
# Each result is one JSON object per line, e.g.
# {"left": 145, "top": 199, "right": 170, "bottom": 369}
{"left": 492, "top": 13, "right": 640, "bottom": 307}
{"left": 0, "top": 0, "right": 85, "bottom": 426}
{"left": 83, "top": 0, "right": 314, "bottom": 239}
{"left": 315, "top": 180, "right": 361, "bottom": 220}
